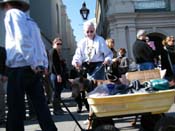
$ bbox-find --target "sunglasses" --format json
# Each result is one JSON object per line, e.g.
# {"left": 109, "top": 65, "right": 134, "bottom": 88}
{"left": 56, "top": 43, "right": 62, "bottom": 45}
{"left": 86, "top": 30, "right": 94, "bottom": 34}
{"left": 168, "top": 40, "right": 175, "bottom": 42}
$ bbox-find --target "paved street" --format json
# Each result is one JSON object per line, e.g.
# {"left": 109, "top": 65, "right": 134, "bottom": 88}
{"left": 0, "top": 88, "right": 175, "bottom": 131}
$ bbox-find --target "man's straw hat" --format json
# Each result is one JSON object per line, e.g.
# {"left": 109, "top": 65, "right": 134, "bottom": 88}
{"left": 0, "top": 0, "right": 29, "bottom": 11}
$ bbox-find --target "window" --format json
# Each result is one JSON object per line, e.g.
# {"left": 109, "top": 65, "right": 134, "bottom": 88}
{"left": 134, "top": 0, "right": 170, "bottom": 12}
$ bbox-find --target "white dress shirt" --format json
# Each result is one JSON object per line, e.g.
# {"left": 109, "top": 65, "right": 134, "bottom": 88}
{"left": 72, "top": 35, "right": 113, "bottom": 66}
{"left": 4, "top": 9, "right": 48, "bottom": 69}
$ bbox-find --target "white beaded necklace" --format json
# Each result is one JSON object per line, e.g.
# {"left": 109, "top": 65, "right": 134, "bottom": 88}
{"left": 86, "top": 38, "right": 95, "bottom": 62}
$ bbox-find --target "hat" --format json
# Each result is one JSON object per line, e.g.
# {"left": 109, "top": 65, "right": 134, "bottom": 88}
{"left": 0, "top": 0, "right": 29, "bottom": 11}
{"left": 136, "top": 29, "right": 146, "bottom": 39}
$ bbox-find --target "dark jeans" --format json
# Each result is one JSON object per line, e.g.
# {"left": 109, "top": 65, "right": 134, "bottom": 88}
{"left": 42, "top": 74, "right": 53, "bottom": 104}
{"left": 6, "top": 66, "right": 57, "bottom": 131}
{"left": 0, "top": 79, "right": 6, "bottom": 123}
{"left": 138, "top": 62, "right": 155, "bottom": 71}
{"left": 83, "top": 62, "right": 105, "bottom": 80}
{"left": 50, "top": 73, "right": 63, "bottom": 111}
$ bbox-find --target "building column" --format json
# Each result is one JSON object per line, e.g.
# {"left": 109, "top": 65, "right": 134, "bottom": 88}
{"left": 117, "top": 27, "right": 127, "bottom": 51}
{"left": 128, "top": 27, "right": 136, "bottom": 58}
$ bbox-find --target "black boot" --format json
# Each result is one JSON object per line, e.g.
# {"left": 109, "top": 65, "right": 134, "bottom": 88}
{"left": 53, "top": 98, "right": 65, "bottom": 115}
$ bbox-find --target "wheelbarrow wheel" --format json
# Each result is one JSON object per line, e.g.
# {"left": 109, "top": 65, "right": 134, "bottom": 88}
{"left": 94, "top": 124, "right": 119, "bottom": 131}
{"left": 92, "top": 117, "right": 115, "bottom": 130}
{"left": 140, "top": 114, "right": 162, "bottom": 131}
{"left": 154, "top": 116, "right": 175, "bottom": 131}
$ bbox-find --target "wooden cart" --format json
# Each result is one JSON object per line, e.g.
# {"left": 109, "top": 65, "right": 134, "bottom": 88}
{"left": 87, "top": 69, "right": 175, "bottom": 130}
{"left": 87, "top": 89, "right": 175, "bottom": 118}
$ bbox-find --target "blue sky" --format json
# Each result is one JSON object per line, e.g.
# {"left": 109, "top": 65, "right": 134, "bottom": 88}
{"left": 63, "top": 0, "right": 96, "bottom": 42}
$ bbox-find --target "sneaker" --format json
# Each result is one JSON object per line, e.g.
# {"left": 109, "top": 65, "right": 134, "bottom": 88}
{"left": 131, "top": 121, "right": 136, "bottom": 127}
{"left": 83, "top": 119, "right": 89, "bottom": 125}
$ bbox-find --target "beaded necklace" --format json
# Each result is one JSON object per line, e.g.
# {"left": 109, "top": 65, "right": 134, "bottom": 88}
{"left": 86, "top": 38, "right": 95, "bottom": 62}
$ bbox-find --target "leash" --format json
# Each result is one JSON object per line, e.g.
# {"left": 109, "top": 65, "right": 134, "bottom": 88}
{"left": 87, "top": 64, "right": 104, "bottom": 80}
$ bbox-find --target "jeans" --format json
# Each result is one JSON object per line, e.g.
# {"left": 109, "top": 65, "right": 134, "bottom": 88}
{"left": 0, "top": 78, "right": 6, "bottom": 123}
{"left": 50, "top": 73, "right": 63, "bottom": 99}
{"left": 138, "top": 62, "right": 155, "bottom": 71}
{"left": 50, "top": 73, "right": 63, "bottom": 111}
{"left": 6, "top": 66, "right": 57, "bottom": 131}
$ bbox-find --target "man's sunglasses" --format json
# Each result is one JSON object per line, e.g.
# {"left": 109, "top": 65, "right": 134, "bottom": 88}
{"left": 86, "top": 30, "right": 94, "bottom": 34}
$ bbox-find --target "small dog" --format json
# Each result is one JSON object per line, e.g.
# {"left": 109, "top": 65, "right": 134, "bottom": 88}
{"left": 69, "top": 76, "right": 94, "bottom": 97}
{"left": 69, "top": 76, "right": 94, "bottom": 113}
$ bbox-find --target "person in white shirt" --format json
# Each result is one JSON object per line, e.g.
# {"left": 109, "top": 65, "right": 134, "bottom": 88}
{"left": 0, "top": 0, "right": 57, "bottom": 131}
{"left": 72, "top": 21, "right": 113, "bottom": 80}
{"left": 72, "top": 21, "right": 113, "bottom": 130}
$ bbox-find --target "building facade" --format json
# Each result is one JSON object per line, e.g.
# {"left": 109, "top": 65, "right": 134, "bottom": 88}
{"left": 0, "top": 0, "right": 76, "bottom": 68}
{"left": 96, "top": 0, "right": 175, "bottom": 59}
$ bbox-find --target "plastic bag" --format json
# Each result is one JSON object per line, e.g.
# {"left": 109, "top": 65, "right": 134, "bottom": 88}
{"left": 150, "top": 79, "right": 169, "bottom": 90}
{"left": 87, "top": 84, "right": 109, "bottom": 97}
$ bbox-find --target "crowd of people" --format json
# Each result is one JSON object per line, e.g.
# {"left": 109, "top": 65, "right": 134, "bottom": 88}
{"left": 0, "top": 0, "right": 175, "bottom": 131}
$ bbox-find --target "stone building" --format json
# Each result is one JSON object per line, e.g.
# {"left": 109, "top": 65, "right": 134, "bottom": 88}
{"left": 95, "top": 0, "right": 175, "bottom": 59}
{"left": 0, "top": 0, "right": 76, "bottom": 68}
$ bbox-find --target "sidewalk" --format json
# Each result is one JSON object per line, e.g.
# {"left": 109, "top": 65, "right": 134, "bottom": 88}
{"left": 0, "top": 88, "right": 89, "bottom": 131}
{"left": 0, "top": 88, "right": 175, "bottom": 131}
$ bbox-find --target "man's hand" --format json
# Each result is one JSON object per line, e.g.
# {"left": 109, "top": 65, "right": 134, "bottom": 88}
{"left": 1, "top": 76, "right": 8, "bottom": 82}
{"left": 44, "top": 69, "right": 49, "bottom": 75}
{"left": 0, "top": 75, "right": 8, "bottom": 82}
{"left": 75, "top": 62, "right": 81, "bottom": 70}
{"left": 32, "top": 66, "right": 45, "bottom": 74}
{"left": 57, "top": 75, "right": 62, "bottom": 83}
{"left": 112, "top": 58, "right": 118, "bottom": 63}
{"left": 103, "top": 60, "right": 110, "bottom": 65}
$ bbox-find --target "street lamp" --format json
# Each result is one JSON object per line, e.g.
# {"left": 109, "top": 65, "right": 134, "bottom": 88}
{"left": 80, "top": 2, "right": 90, "bottom": 20}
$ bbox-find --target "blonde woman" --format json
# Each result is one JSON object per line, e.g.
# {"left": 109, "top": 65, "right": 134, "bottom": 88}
{"left": 161, "top": 36, "right": 175, "bottom": 79}
{"left": 106, "top": 38, "right": 119, "bottom": 77}
{"left": 106, "top": 38, "right": 117, "bottom": 58}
